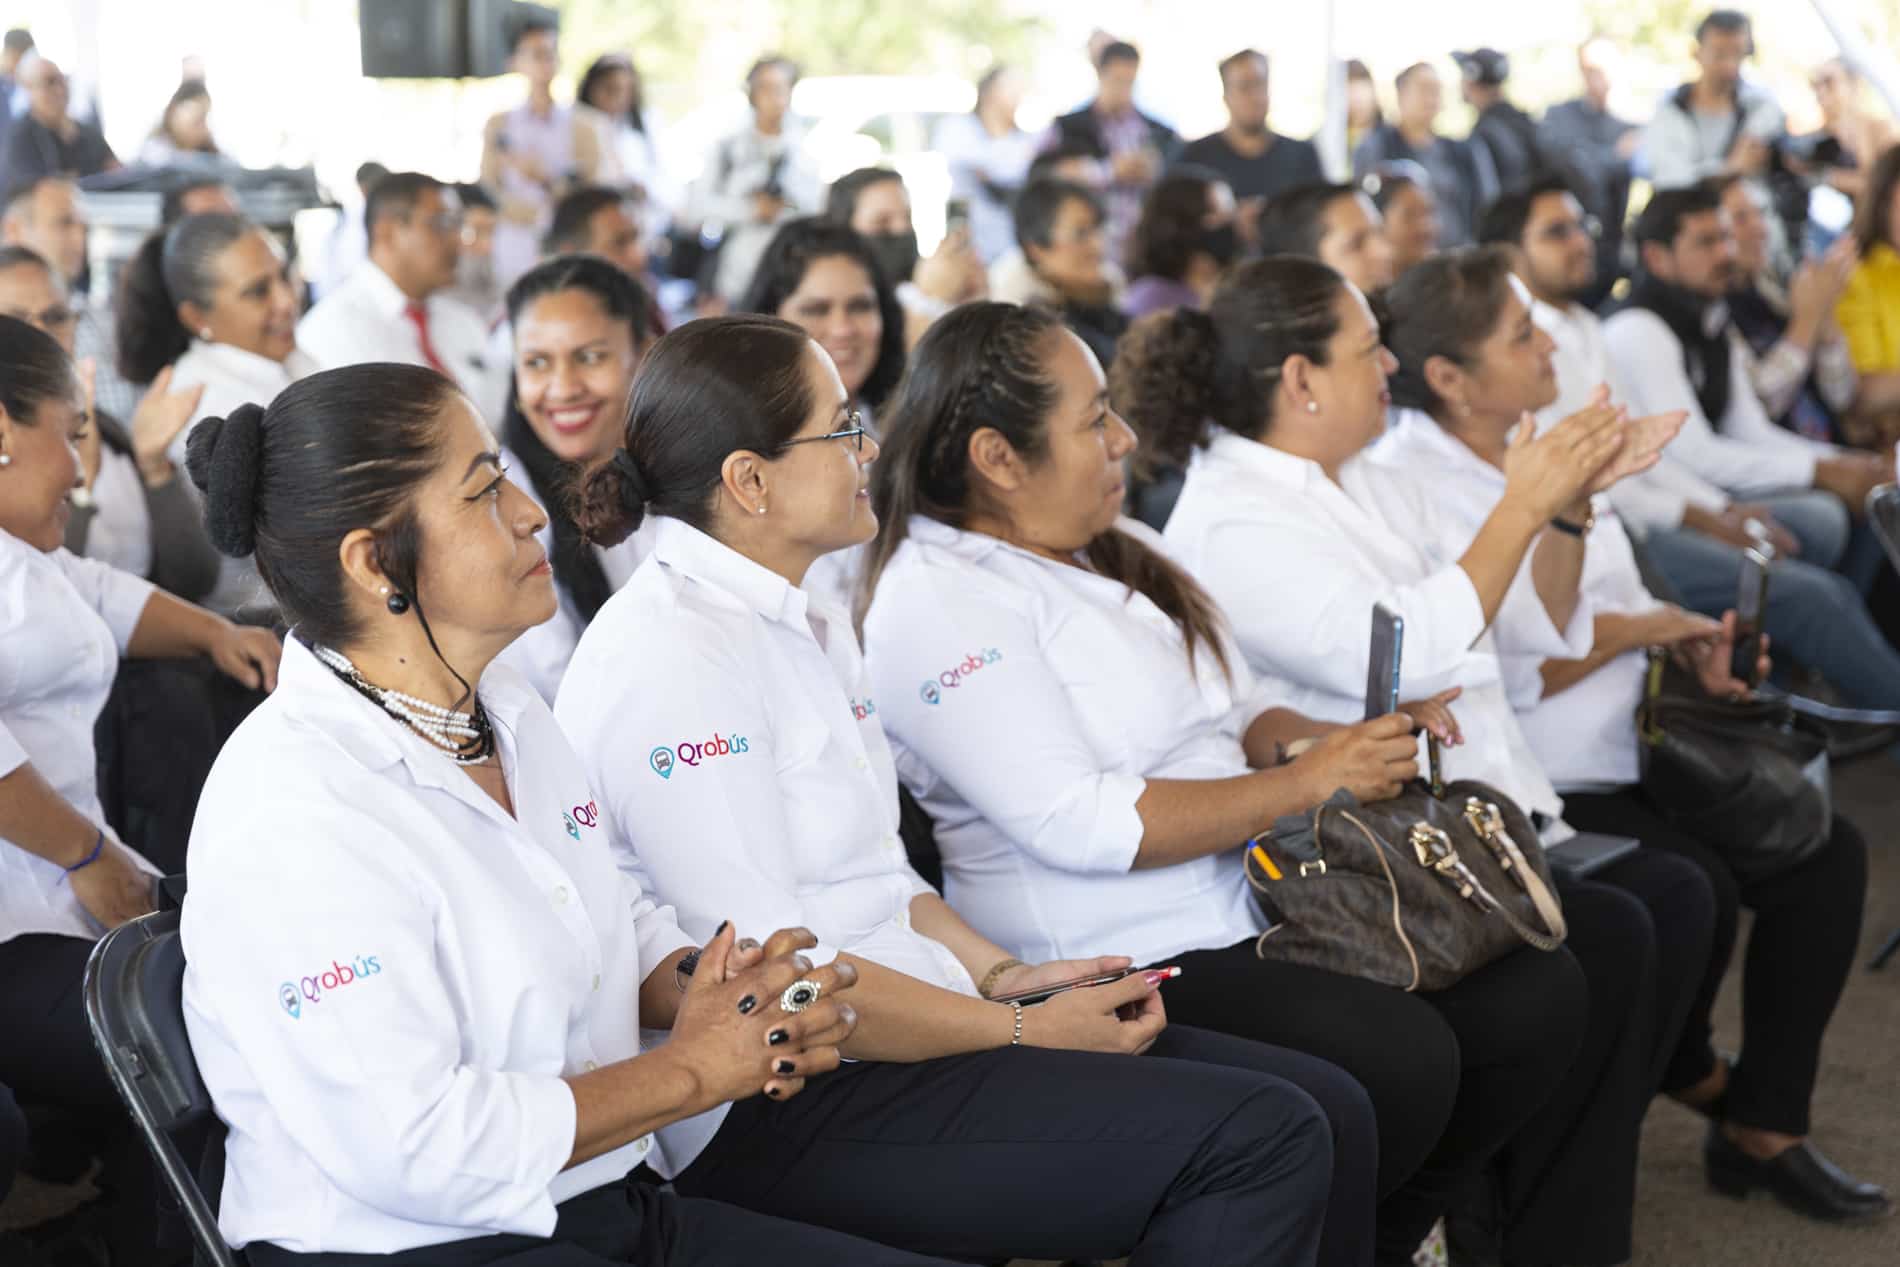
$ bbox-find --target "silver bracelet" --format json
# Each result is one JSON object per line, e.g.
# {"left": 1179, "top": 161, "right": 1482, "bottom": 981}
{"left": 1008, "top": 1000, "right": 1024, "bottom": 1046}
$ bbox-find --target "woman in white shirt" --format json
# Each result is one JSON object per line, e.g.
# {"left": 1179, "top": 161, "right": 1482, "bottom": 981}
{"left": 177, "top": 361, "right": 978, "bottom": 1267}
{"left": 0, "top": 315, "right": 281, "bottom": 1265}
{"left": 556, "top": 313, "right": 1346, "bottom": 1267}
{"left": 116, "top": 212, "right": 317, "bottom": 616}
{"left": 1119, "top": 252, "right": 1725, "bottom": 1265}
{"left": 860, "top": 300, "right": 1589, "bottom": 1267}
{"left": 491, "top": 255, "right": 658, "bottom": 703}
{"left": 1366, "top": 254, "right": 1887, "bottom": 1225}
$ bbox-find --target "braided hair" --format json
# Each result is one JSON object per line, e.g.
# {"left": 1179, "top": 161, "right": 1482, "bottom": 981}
{"left": 863, "top": 301, "right": 1231, "bottom": 674}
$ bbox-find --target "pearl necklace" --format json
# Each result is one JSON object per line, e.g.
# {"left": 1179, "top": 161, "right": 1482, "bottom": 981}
{"left": 311, "top": 643, "right": 496, "bottom": 765}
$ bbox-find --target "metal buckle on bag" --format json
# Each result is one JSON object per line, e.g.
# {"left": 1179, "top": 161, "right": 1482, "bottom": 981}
{"left": 1408, "top": 823, "right": 1492, "bottom": 910}
{"left": 1463, "top": 797, "right": 1514, "bottom": 871}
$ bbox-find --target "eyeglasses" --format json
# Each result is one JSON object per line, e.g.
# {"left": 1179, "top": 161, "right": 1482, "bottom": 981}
{"left": 1535, "top": 215, "right": 1603, "bottom": 244}
{"left": 777, "top": 410, "right": 876, "bottom": 453}
{"left": 2, "top": 304, "right": 76, "bottom": 332}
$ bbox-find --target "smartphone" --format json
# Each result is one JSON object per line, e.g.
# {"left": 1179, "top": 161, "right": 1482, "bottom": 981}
{"left": 989, "top": 967, "right": 1139, "bottom": 1006}
{"left": 1365, "top": 604, "right": 1404, "bottom": 721}
{"left": 1543, "top": 832, "right": 1641, "bottom": 879}
{"left": 944, "top": 197, "right": 970, "bottom": 235}
{"left": 1731, "top": 547, "right": 1771, "bottom": 685}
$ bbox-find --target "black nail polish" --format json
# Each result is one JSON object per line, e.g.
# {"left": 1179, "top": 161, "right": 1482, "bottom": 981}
{"left": 765, "top": 1085, "right": 782, "bottom": 1099}
{"left": 737, "top": 995, "right": 757, "bottom": 1015}
{"left": 775, "top": 1059, "right": 795, "bottom": 1075}
{"left": 713, "top": 919, "right": 729, "bottom": 936}
{"left": 768, "top": 1029, "right": 789, "bottom": 1046}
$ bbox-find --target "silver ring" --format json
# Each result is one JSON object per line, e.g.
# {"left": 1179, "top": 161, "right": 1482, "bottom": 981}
{"left": 779, "top": 979, "right": 823, "bottom": 1013}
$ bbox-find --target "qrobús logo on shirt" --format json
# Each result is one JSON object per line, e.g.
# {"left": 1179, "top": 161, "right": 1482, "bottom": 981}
{"left": 918, "top": 649, "right": 1003, "bottom": 705}
{"left": 650, "top": 732, "right": 751, "bottom": 779}
{"left": 850, "top": 697, "right": 877, "bottom": 721}
{"left": 278, "top": 954, "right": 384, "bottom": 1020}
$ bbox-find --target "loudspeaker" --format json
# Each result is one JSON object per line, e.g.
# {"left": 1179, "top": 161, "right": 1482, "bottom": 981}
{"left": 359, "top": 0, "right": 469, "bottom": 79}
{"left": 467, "top": 0, "right": 559, "bottom": 79}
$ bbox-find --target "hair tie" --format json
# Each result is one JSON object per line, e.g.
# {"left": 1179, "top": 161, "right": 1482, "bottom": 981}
{"left": 610, "top": 447, "right": 650, "bottom": 510}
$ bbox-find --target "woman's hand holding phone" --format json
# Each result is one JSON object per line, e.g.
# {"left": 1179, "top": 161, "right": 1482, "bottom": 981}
{"left": 983, "top": 954, "right": 1132, "bottom": 1003}
{"left": 1016, "top": 970, "right": 1172, "bottom": 1056}
{"left": 1292, "top": 714, "right": 1420, "bottom": 805}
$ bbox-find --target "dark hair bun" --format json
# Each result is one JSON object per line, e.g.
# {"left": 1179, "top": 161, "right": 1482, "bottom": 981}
{"left": 185, "top": 402, "right": 266, "bottom": 558}
{"left": 573, "top": 446, "right": 649, "bottom": 548}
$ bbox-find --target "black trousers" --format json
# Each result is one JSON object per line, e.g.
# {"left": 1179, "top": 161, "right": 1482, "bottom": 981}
{"left": 0, "top": 1081, "right": 25, "bottom": 1203}
{"left": 1491, "top": 849, "right": 1715, "bottom": 1267}
{"left": 676, "top": 1025, "right": 1341, "bottom": 1267}
{"left": 1153, "top": 940, "right": 1588, "bottom": 1267}
{"left": 246, "top": 1178, "right": 958, "bottom": 1266}
{"left": 0, "top": 932, "right": 168, "bottom": 1263}
{"left": 1563, "top": 789, "right": 1868, "bottom": 1136}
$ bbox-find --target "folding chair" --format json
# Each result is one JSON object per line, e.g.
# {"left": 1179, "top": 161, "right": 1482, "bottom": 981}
{"left": 83, "top": 909, "right": 239, "bottom": 1267}
{"left": 1861, "top": 483, "right": 1900, "bottom": 970}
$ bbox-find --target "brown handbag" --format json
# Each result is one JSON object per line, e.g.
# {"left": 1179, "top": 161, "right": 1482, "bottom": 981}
{"left": 1244, "top": 778, "right": 1568, "bottom": 993}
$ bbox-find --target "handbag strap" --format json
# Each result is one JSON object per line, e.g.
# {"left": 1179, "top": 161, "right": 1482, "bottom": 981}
{"left": 1464, "top": 800, "right": 1568, "bottom": 943}
{"left": 1334, "top": 809, "right": 1423, "bottom": 991}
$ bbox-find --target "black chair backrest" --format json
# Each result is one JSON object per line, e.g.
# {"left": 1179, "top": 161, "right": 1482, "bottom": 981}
{"left": 897, "top": 784, "right": 944, "bottom": 892}
{"left": 84, "top": 909, "right": 238, "bottom": 1267}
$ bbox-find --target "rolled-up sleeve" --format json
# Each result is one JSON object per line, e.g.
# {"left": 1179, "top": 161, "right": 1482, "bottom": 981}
{"left": 182, "top": 802, "right": 576, "bottom": 1236}
{"left": 868, "top": 575, "right": 1145, "bottom": 875}
{"left": 0, "top": 717, "right": 25, "bottom": 779}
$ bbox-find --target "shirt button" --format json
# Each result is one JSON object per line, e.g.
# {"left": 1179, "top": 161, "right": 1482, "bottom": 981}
{"left": 583, "top": 1060, "right": 598, "bottom": 1072}
{"left": 591, "top": 973, "right": 601, "bottom": 992}
{"left": 885, "top": 835, "right": 901, "bottom": 851}
{"left": 855, "top": 756, "right": 869, "bottom": 770}
{"left": 553, "top": 886, "right": 570, "bottom": 905}
{"left": 636, "top": 1137, "right": 651, "bottom": 1155}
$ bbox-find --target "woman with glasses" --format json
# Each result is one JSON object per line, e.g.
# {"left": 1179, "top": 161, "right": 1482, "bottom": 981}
{"left": 116, "top": 211, "right": 315, "bottom": 616}
{"left": 555, "top": 313, "right": 1364, "bottom": 1267}
{"left": 992, "top": 179, "right": 1128, "bottom": 368}
{"left": 0, "top": 245, "right": 218, "bottom": 599}
{"left": 490, "top": 254, "right": 659, "bottom": 703}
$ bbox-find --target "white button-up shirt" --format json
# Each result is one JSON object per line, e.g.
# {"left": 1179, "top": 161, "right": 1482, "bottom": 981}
{"left": 182, "top": 638, "right": 696, "bottom": 1255}
{"left": 557, "top": 518, "right": 974, "bottom": 995}
{"left": 168, "top": 339, "right": 320, "bottom": 614}
{"left": 1532, "top": 295, "right": 1731, "bottom": 538}
{"left": 1166, "top": 429, "right": 1581, "bottom": 821}
{"left": 0, "top": 535, "right": 158, "bottom": 943}
{"left": 861, "top": 515, "right": 1271, "bottom": 969}
{"left": 490, "top": 450, "right": 653, "bottom": 705}
{"left": 296, "top": 262, "right": 489, "bottom": 399}
{"left": 1602, "top": 306, "right": 1832, "bottom": 499}
{"left": 1366, "top": 413, "right": 1661, "bottom": 789}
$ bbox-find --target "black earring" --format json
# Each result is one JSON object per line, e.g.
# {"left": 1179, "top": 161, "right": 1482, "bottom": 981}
{"left": 386, "top": 592, "right": 411, "bottom": 615}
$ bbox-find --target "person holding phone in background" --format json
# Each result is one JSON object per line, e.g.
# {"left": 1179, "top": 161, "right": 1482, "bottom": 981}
{"left": 556, "top": 314, "right": 1359, "bottom": 1267}
{"left": 823, "top": 167, "right": 987, "bottom": 347}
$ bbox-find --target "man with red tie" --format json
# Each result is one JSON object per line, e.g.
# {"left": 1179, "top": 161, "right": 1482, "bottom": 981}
{"left": 297, "top": 172, "right": 490, "bottom": 397}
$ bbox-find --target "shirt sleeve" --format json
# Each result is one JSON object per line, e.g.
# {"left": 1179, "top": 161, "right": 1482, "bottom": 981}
{"left": 867, "top": 572, "right": 1146, "bottom": 876}
{"left": 567, "top": 629, "right": 844, "bottom": 967}
{"left": 0, "top": 716, "right": 26, "bottom": 779}
{"left": 1745, "top": 335, "right": 1813, "bottom": 422}
{"left": 1195, "top": 510, "right": 1488, "bottom": 702}
{"left": 182, "top": 798, "right": 577, "bottom": 1236}
{"left": 1604, "top": 312, "right": 1816, "bottom": 497}
{"left": 1642, "top": 109, "right": 1713, "bottom": 189}
{"left": 51, "top": 551, "right": 154, "bottom": 651}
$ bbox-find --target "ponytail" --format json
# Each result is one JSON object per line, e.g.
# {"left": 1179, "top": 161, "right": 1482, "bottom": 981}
{"left": 115, "top": 212, "right": 256, "bottom": 385}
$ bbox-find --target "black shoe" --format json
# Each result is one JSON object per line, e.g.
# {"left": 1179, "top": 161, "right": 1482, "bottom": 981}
{"left": 1704, "top": 1124, "right": 1893, "bottom": 1223}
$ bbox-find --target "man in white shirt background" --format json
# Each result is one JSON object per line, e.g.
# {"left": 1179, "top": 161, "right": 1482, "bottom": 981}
{"left": 1482, "top": 179, "right": 1900, "bottom": 709}
{"left": 296, "top": 172, "right": 489, "bottom": 397}
{"left": 0, "top": 175, "right": 137, "bottom": 419}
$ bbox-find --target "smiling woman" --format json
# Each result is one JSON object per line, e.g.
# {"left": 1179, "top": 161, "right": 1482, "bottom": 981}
{"left": 742, "top": 217, "right": 908, "bottom": 416}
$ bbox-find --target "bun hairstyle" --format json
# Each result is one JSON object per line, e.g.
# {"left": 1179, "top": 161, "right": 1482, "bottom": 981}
{"left": 575, "top": 314, "right": 814, "bottom": 548}
{"left": 1110, "top": 255, "right": 1348, "bottom": 471}
{"left": 1377, "top": 245, "right": 1518, "bottom": 418}
{"left": 184, "top": 363, "right": 459, "bottom": 651}
{"left": 863, "top": 300, "right": 1231, "bottom": 674}
{"left": 114, "top": 212, "right": 256, "bottom": 385}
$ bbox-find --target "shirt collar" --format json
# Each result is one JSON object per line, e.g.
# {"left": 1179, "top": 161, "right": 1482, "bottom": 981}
{"left": 183, "top": 339, "right": 312, "bottom": 391}
{"left": 1381, "top": 407, "right": 1505, "bottom": 485}
{"left": 649, "top": 517, "right": 808, "bottom": 627}
{"left": 1193, "top": 428, "right": 1323, "bottom": 491}
{"left": 274, "top": 633, "right": 537, "bottom": 784}
{"left": 355, "top": 260, "right": 421, "bottom": 321}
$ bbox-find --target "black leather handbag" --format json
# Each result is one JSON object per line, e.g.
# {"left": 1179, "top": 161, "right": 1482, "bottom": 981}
{"left": 1635, "top": 649, "right": 1831, "bottom": 884}
{"left": 1244, "top": 779, "right": 1567, "bottom": 993}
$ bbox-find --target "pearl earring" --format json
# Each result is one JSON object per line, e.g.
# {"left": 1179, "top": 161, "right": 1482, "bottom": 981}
{"left": 758, "top": 504, "right": 767, "bottom": 515}
{"left": 1305, "top": 400, "right": 1319, "bottom": 414}
{"left": 0, "top": 452, "right": 10, "bottom": 467}
{"left": 198, "top": 327, "right": 214, "bottom": 340}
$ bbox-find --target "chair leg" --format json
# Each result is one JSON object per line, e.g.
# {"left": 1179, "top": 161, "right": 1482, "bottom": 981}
{"left": 1871, "top": 926, "right": 1900, "bottom": 971}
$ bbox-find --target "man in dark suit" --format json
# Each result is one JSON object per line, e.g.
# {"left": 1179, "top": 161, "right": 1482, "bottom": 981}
{"left": 1045, "top": 41, "right": 1177, "bottom": 258}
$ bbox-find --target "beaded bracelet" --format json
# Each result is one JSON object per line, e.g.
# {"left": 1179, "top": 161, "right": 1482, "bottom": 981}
{"left": 1008, "top": 1000, "right": 1024, "bottom": 1046}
